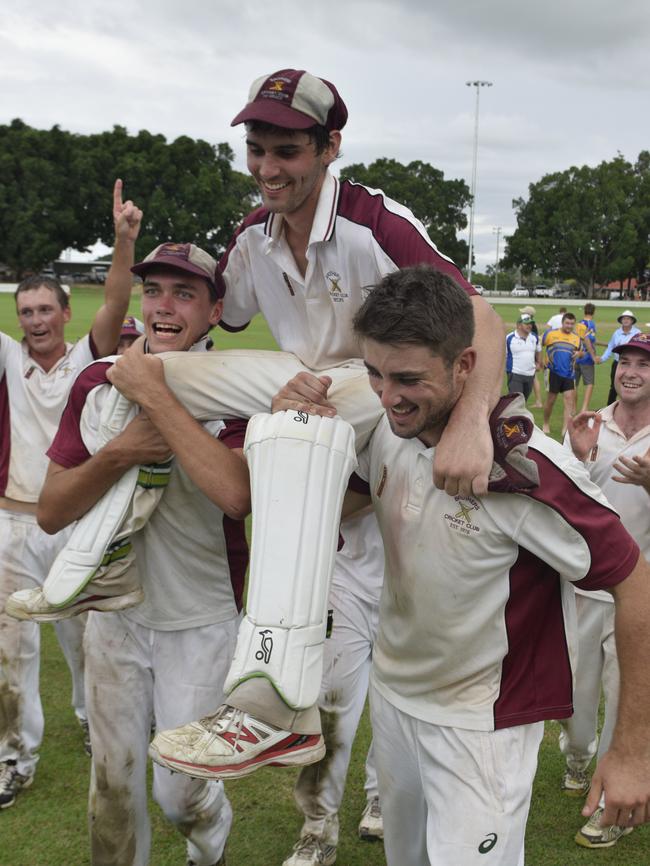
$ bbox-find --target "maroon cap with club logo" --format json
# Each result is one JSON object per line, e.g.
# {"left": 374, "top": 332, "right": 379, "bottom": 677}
{"left": 231, "top": 69, "right": 348, "bottom": 132}
{"left": 131, "top": 243, "right": 226, "bottom": 299}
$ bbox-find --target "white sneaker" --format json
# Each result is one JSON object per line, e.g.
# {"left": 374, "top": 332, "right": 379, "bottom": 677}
{"left": 575, "top": 807, "right": 633, "bottom": 849}
{"left": 4, "top": 586, "right": 144, "bottom": 622}
{"left": 561, "top": 767, "right": 590, "bottom": 797}
{"left": 282, "top": 834, "right": 336, "bottom": 866}
{"left": 0, "top": 761, "right": 33, "bottom": 809}
{"left": 358, "top": 796, "right": 383, "bottom": 841}
{"left": 149, "top": 704, "right": 325, "bottom": 780}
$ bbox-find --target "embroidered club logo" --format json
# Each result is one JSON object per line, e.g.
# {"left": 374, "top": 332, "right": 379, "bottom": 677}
{"left": 270, "top": 80, "right": 285, "bottom": 91}
{"left": 444, "top": 495, "right": 481, "bottom": 536}
{"left": 326, "top": 270, "right": 348, "bottom": 302}
{"left": 502, "top": 421, "right": 522, "bottom": 439}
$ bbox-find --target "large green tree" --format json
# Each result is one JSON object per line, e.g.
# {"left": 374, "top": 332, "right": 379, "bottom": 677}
{"left": 503, "top": 155, "right": 645, "bottom": 296}
{"left": 0, "top": 120, "right": 257, "bottom": 275}
{"left": 0, "top": 120, "right": 99, "bottom": 274}
{"left": 339, "top": 158, "right": 470, "bottom": 266}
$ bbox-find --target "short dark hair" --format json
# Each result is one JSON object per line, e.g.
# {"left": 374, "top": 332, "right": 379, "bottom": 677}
{"left": 562, "top": 312, "right": 576, "bottom": 323}
{"left": 246, "top": 120, "right": 333, "bottom": 155}
{"left": 584, "top": 303, "right": 596, "bottom": 315}
{"left": 352, "top": 266, "right": 474, "bottom": 367}
{"left": 15, "top": 275, "right": 69, "bottom": 310}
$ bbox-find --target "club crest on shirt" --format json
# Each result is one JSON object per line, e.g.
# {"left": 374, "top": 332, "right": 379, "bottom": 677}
{"left": 326, "top": 270, "right": 348, "bottom": 302}
{"left": 443, "top": 495, "right": 481, "bottom": 536}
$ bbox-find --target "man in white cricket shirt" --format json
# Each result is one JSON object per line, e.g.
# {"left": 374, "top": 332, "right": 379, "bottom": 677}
{"left": 561, "top": 332, "right": 650, "bottom": 850}
{"left": 0, "top": 181, "right": 134, "bottom": 808}
{"left": 338, "top": 265, "right": 650, "bottom": 866}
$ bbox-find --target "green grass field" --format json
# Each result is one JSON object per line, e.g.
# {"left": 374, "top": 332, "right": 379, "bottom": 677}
{"left": 2, "top": 289, "right": 650, "bottom": 865}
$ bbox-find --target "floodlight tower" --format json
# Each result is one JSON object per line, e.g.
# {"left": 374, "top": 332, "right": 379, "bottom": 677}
{"left": 466, "top": 80, "right": 492, "bottom": 283}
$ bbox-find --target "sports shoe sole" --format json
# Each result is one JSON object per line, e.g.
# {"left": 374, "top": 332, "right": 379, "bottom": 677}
{"left": 0, "top": 773, "right": 33, "bottom": 809}
{"left": 575, "top": 826, "right": 633, "bottom": 849}
{"left": 4, "top": 588, "right": 144, "bottom": 622}
{"left": 149, "top": 734, "right": 325, "bottom": 780}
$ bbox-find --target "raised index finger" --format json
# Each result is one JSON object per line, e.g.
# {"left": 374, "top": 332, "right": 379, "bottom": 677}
{"left": 113, "top": 178, "right": 123, "bottom": 213}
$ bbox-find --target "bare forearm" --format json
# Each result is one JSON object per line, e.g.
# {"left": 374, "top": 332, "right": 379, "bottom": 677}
{"left": 38, "top": 448, "right": 135, "bottom": 534}
{"left": 91, "top": 236, "right": 136, "bottom": 356}
{"left": 610, "top": 556, "right": 650, "bottom": 755}
{"left": 142, "top": 391, "right": 251, "bottom": 520}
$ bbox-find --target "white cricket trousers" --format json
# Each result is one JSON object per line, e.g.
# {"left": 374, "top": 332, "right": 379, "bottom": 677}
{"left": 158, "top": 349, "right": 381, "bottom": 453}
{"left": 0, "top": 510, "right": 86, "bottom": 777}
{"left": 559, "top": 594, "right": 619, "bottom": 772}
{"left": 370, "top": 685, "right": 543, "bottom": 866}
{"left": 294, "top": 511, "right": 382, "bottom": 845}
{"left": 84, "top": 611, "right": 238, "bottom": 866}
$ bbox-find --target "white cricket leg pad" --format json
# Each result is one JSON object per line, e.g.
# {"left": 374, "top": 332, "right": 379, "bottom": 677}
{"left": 43, "top": 387, "right": 171, "bottom": 606}
{"left": 224, "top": 411, "right": 357, "bottom": 710}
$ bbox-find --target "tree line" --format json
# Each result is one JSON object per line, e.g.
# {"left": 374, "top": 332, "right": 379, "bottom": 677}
{"left": 504, "top": 153, "right": 650, "bottom": 296}
{"left": 0, "top": 121, "right": 471, "bottom": 277}
{"left": 1, "top": 119, "right": 648, "bottom": 293}
{"left": 0, "top": 119, "right": 258, "bottom": 275}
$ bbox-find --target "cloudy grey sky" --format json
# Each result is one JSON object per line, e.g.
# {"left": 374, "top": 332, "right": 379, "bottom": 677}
{"left": 2, "top": 0, "right": 649, "bottom": 270}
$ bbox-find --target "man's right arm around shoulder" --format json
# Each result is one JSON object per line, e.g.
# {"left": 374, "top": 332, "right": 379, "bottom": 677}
{"left": 585, "top": 554, "right": 650, "bottom": 827}
{"left": 38, "top": 413, "right": 171, "bottom": 534}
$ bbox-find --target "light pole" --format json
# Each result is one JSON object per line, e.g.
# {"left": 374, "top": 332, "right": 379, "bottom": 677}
{"left": 466, "top": 80, "right": 492, "bottom": 283}
{"left": 493, "top": 225, "right": 502, "bottom": 293}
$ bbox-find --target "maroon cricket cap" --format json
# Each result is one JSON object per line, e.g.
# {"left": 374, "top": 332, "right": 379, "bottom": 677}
{"left": 120, "top": 315, "right": 143, "bottom": 338}
{"left": 131, "top": 243, "right": 226, "bottom": 299}
{"left": 617, "top": 333, "right": 650, "bottom": 356}
{"left": 231, "top": 69, "right": 348, "bottom": 132}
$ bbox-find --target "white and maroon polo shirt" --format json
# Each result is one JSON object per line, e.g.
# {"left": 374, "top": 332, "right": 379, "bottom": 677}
{"left": 351, "top": 417, "right": 639, "bottom": 732}
{"left": 0, "top": 333, "right": 96, "bottom": 502}
{"left": 220, "top": 170, "right": 475, "bottom": 371}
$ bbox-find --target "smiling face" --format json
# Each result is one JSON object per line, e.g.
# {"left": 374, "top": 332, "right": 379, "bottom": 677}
{"left": 362, "top": 339, "right": 475, "bottom": 447}
{"left": 615, "top": 348, "right": 650, "bottom": 406}
{"left": 16, "top": 285, "right": 71, "bottom": 366}
{"left": 245, "top": 127, "right": 340, "bottom": 221}
{"left": 140, "top": 268, "right": 222, "bottom": 354}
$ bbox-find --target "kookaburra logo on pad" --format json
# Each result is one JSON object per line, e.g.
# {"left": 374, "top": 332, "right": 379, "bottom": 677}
{"left": 255, "top": 629, "right": 274, "bottom": 663}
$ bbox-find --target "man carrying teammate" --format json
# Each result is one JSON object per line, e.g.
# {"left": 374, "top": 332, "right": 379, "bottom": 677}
{"left": 339, "top": 266, "right": 650, "bottom": 866}
{"left": 0, "top": 181, "right": 133, "bottom": 808}
{"left": 561, "top": 332, "right": 650, "bottom": 849}
{"left": 9, "top": 69, "right": 506, "bottom": 802}
{"left": 35, "top": 232, "right": 251, "bottom": 865}
{"left": 147, "top": 66, "right": 505, "bottom": 783}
